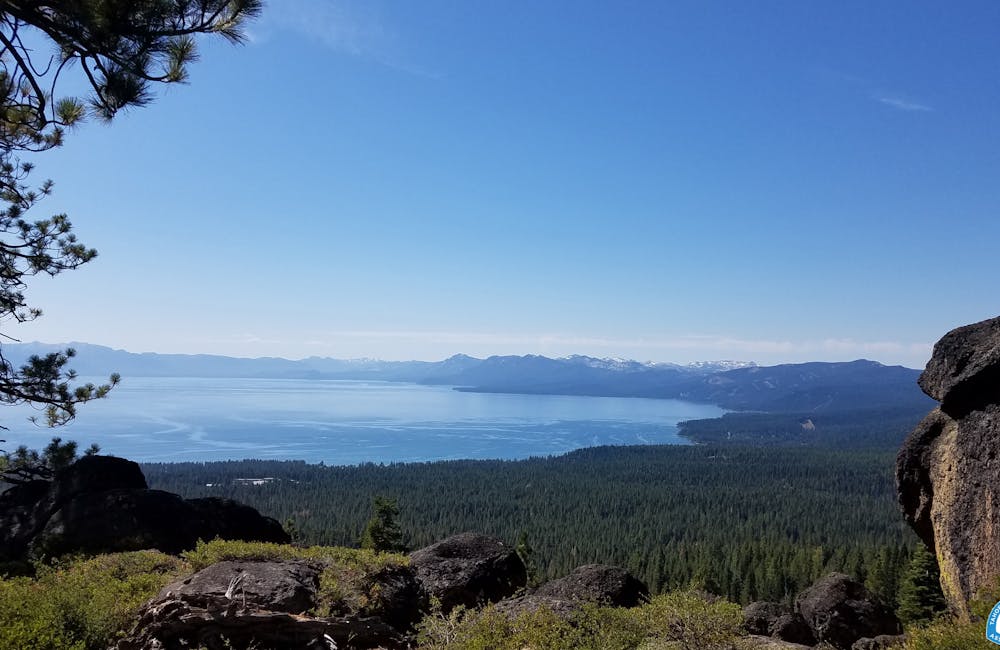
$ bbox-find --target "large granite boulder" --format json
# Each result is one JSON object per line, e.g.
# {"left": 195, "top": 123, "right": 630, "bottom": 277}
{"left": 497, "top": 564, "right": 648, "bottom": 619}
{"left": 161, "top": 560, "right": 320, "bottom": 614}
{"left": 897, "top": 315, "right": 1000, "bottom": 616}
{"left": 409, "top": 532, "right": 526, "bottom": 611}
{"left": 0, "top": 456, "right": 289, "bottom": 563}
{"left": 795, "top": 573, "right": 900, "bottom": 650}
{"left": 534, "top": 564, "right": 648, "bottom": 607}
{"left": 743, "top": 601, "right": 815, "bottom": 645}
{"left": 117, "top": 560, "right": 407, "bottom": 650}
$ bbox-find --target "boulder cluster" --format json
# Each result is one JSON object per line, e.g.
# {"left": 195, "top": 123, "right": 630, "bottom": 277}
{"left": 744, "top": 573, "right": 901, "bottom": 650}
{"left": 115, "top": 531, "right": 653, "bottom": 649}
{"left": 897, "top": 315, "right": 1000, "bottom": 617}
{"left": 0, "top": 455, "right": 288, "bottom": 566}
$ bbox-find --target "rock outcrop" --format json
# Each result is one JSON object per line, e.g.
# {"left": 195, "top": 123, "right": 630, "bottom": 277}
{"left": 743, "top": 601, "right": 816, "bottom": 646}
{"left": 496, "top": 564, "right": 648, "bottom": 618}
{"left": 795, "top": 573, "right": 900, "bottom": 650}
{"left": 0, "top": 455, "right": 288, "bottom": 564}
{"left": 409, "top": 532, "right": 526, "bottom": 611}
{"left": 117, "top": 560, "right": 409, "bottom": 650}
{"left": 534, "top": 563, "right": 648, "bottom": 607}
{"left": 897, "top": 315, "right": 1000, "bottom": 616}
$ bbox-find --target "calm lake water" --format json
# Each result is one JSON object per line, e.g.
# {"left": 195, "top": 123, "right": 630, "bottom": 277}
{"left": 4, "top": 378, "right": 724, "bottom": 465}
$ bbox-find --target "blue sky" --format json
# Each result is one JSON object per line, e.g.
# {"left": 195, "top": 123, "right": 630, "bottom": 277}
{"left": 14, "top": 1, "right": 1000, "bottom": 368}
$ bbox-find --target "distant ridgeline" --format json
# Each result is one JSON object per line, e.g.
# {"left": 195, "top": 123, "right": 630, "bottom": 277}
{"left": 7, "top": 342, "right": 932, "bottom": 412}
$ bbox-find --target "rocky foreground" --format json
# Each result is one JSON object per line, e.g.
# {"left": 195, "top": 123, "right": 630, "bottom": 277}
{"left": 112, "top": 532, "right": 901, "bottom": 650}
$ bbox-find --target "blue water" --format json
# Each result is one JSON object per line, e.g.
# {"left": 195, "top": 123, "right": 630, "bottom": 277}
{"left": 2, "top": 378, "right": 724, "bottom": 465}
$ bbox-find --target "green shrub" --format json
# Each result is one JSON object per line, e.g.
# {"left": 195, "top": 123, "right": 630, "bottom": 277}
{"left": 902, "top": 583, "right": 1000, "bottom": 650}
{"left": 0, "top": 550, "right": 187, "bottom": 650}
{"left": 415, "top": 590, "right": 744, "bottom": 650}
{"left": 182, "top": 538, "right": 406, "bottom": 572}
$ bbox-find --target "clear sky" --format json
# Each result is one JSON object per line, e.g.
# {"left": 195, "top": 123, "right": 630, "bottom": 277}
{"left": 13, "top": 1, "right": 1000, "bottom": 369}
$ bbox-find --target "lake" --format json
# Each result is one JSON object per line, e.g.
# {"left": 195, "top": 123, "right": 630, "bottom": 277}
{"left": 3, "top": 378, "right": 725, "bottom": 465}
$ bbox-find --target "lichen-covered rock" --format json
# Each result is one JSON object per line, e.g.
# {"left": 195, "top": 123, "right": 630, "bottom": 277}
{"left": 118, "top": 559, "right": 414, "bottom": 649}
{"left": 897, "top": 315, "right": 1000, "bottom": 617}
{"left": 795, "top": 573, "right": 900, "bottom": 650}
{"left": 409, "top": 532, "right": 526, "bottom": 611}
{"left": 160, "top": 560, "right": 320, "bottom": 614}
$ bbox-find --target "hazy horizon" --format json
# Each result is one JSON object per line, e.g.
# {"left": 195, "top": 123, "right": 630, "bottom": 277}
{"left": 11, "top": 2, "right": 997, "bottom": 374}
{"left": 16, "top": 338, "right": 931, "bottom": 370}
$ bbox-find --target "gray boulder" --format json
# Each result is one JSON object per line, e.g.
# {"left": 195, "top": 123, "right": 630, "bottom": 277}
{"left": 118, "top": 560, "right": 405, "bottom": 650}
{"left": 160, "top": 560, "right": 320, "bottom": 614}
{"left": 795, "top": 573, "right": 901, "bottom": 650}
{"left": 497, "top": 564, "right": 648, "bottom": 619}
{"left": 534, "top": 564, "right": 648, "bottom": 607}
{"left": 409, "top": 532, "right": 526, "bottom": 611}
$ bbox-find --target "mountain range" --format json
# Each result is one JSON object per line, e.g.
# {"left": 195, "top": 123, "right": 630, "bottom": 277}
{"left": 2, "top": 342, "right": 932, "bottom": 413}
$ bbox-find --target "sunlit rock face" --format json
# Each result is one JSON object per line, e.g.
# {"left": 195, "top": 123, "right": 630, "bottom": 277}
{"left": 897, "top": 315, "right": 1000, "bottom": 618}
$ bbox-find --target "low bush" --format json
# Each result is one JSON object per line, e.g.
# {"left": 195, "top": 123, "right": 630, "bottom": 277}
{"left": 416, "top": 590, "right": 745, "bottom": 650}
{"left": 182, "top": 537, "right": 406, "bottom": 572}
{"left": 0, "top": 550, "right": 187, "bottom": 650}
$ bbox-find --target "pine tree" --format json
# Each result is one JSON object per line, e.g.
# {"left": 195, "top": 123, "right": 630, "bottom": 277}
{"left": 1, "top": 436, "right": 98, "bottom": 484}
{"left": 359, "top": 496, "right": 406, "bottom": 553}
{"left": 0, "top": 1, "right": 261, "bottom": 431}
{"left": 896, "top": 543, "right": 946, "bottom": 625}
{"left": 516, "top": 530, "right": 540, "bottom": 587}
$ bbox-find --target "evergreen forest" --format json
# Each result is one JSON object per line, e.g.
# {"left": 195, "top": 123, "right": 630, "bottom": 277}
{"left": 145, "top": 442, "right": 916, "bottom": 608}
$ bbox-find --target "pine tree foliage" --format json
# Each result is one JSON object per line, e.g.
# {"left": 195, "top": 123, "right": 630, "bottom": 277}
{"left": 360, "top": 496, "right": 407, "bottom": 553}
{"left": 0, "top": 435, "right": 97, "bottom": 484}
{"left": 0, "top": 1, "right": 260, "bottom": 430}
{"left": 896, "top": 543, "right": 946, "bottom": 625}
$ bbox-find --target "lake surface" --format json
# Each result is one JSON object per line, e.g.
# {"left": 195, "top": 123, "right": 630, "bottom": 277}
{"left": 4, "top": 378, "right": 724, "bottom": 465}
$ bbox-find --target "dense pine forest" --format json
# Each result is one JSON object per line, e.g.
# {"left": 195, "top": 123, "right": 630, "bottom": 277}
{"left": 145, "top": 443, "right": 916, "bottom": 607}
{"left": 678, "top": 406, "right": 927, "bottom": 447}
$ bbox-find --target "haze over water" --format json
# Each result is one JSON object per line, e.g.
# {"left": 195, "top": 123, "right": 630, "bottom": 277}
{"left": 9, "top": 378, "right": 724, "bottom": 465}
